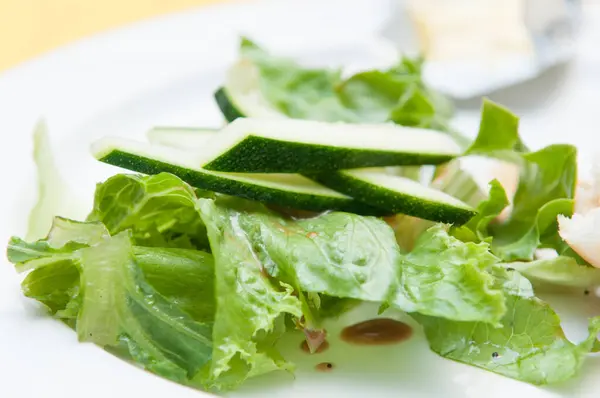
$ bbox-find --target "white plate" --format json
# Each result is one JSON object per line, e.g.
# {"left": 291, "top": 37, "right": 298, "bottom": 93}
{"left": 2, "top": 1, "right": 600, "bottom": 397}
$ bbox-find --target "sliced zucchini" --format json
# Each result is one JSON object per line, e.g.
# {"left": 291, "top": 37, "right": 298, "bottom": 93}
{"left": 91, "top": 137, "right": 386, "bottom": 215}
{"left": 202, "top": 118, "right": 461, "bottom": 173}
{"left": 147, "top": 126, "right": 217, "bottom": 149}
{"left": 310, "top": 168, "right": 477, "bottom": 225}
{"left": 215, "top": 58, "right": 285, "bottom": 122}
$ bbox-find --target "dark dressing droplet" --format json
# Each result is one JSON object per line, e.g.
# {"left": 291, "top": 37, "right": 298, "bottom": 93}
{"left": 340, "top": 318, "right": 413, "bottom": 346}
{"left": 584, "top": 289, "right": 590, "bottom": 296}
{"left": 506, "top": 267, "right": 515, "bottom": 272}
{"left": 301, "top": 339, "right": 330, "bottom": 354}
{"left": 315, "top": 362, "right": 334, "bottom": 372}
{"left": 492, "top": 352, "right": 499, "bottom": 358}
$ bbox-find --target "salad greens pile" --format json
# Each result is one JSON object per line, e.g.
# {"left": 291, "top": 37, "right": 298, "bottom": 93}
{"left": 7, "top": 38, "right": 600, "bottom": 393}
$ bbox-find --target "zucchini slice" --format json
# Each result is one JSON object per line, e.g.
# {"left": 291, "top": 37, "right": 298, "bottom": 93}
{"left": 310, "top": 168, "right": 477, "bottom": 225}
{"left": 91, "top": 137, "right": 385, "bottom": 215}
{"left": 202, "top": 118, "right": 461, "bottom": 173}
{"left": 214, "top": 58, "right": 285, "bottom": 122}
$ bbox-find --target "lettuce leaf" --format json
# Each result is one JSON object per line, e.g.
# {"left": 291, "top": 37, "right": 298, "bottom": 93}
{"left": 134, "top": 247, "right": 215, "bottom": 322}
{"left": 393, "top": 225, "right": 504, "bottom": 324}
{"left": 240, "top": 38, "right": 353, "bottom": 122}
{"left": 489, "top": 145, "right": 577, "bottom": 261}
{"left": 505, "top": 256, "right": 600, "bottom": 290}
{"left": 88, "top": 173, "right": 210, "bottom": 250}
{"left": 7, "top": 218, "right": 215, "bottom": 384}
{"left": 200, "top": 197, "right": 505, "bottom": 325}
{"left": 234, "top": 38, "right": 456, "bottom": 131}
{"left": 337, "top": 57, "right": 454, "bottom": 129}
{"left": 78, "top": 231, "right": 213, "bottom": 381}
{"left": 9, "top": 217, "right": 216, "bottom": 322}
{"left": 198, "top": 198, "right": 302, "bottom": 391}
{"left": 466, "top": 99, "right": 528, "bottom": 161}
{"left": 461, "top": 101, "right": 576, "bottom": 258}
{"left": 458, "top": 143, "right": 577, "bottom": 264}
{"left": 451, "top": 179, "right": 510, "bottom": 244}
{"left": 7, "top": 217, "right": 109, "bottom": 320}
{"left": 414, "top": 269, "right": 600, "bottom": 385}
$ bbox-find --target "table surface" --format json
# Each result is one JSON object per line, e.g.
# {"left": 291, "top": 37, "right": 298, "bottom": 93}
{"left": 0, "top": 0, "right": 230, "bottom": 72}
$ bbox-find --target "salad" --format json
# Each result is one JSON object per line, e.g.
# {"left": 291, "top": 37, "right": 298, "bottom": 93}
{"left": 6, "top": 38, "right": 600, "bottom": 393}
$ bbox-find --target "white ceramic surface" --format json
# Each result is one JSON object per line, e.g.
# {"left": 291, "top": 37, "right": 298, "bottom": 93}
{"left": 1, "top": 1, "right": 600, "bottom": 397}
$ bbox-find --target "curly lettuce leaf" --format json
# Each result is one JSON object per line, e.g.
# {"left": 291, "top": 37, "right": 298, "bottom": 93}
{"left": 201, "top": 198, "right": 505, "bottom": 326}
{"left": 465, "top": 99, "right": 527, "bottom": 161}
{"left": 198, "top": 198, "right": 302, "bottom": 391}
{"left": 8, "top": 218, "right": 215, "bottom": 384}
{"left": 505, "top": 256, "right": 600, "bottom": 290}
{"left": 493, "top": 198, "right": 575, "bottom": 261}
{"left": 87, "top": 173, "right": 210, "bottom": 250}
{"left": 8, "top": 217, "right": 215, "bottom": 323}
{"left": 8, "top": 217, "right": 109, "bottom": 273}
{"left": 488, "top": 145, "right": 577, "bottom": 261}
{"left": 392, "top": 225, "right": 504, "bottom": 324}
{"left": 77, "top": 231, "right": 213, "bottom": 381}
{"left": 457, "top": 144, "right": 577, "bottom": 264}
{"left": 451, "top": 179, "right": 510, "bottom": 244}
{"left": 337, "top": 57, "right": 454, "bottom": 130}
{"left": 460, "top": 101, "right": 576, "bottom": 261}
{"left": 239, "top": 38, "right": 352, "bottom": 122}
{"left": 414, "top": 269, "right": 600, "bottom": 385}
{"left": 501, "top": 145, "right": 577, "bottom": 235}
{"left": 458, "top": 179, "right": 597, "bottom": 290}
{"left": 134, "top": 247, "right": 215, "bottom": 322}
{"left": 234, "top": 38, "right": 455, "bottom": 130}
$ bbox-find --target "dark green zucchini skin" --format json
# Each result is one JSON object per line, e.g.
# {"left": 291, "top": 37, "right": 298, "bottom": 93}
{"left": 214, "top": 87, "right": 245, "bottom": 122}
{"left": 96, "top": 148, "right": 388, "bottom": 216}
{"left": 309, "top": 171, "right": 477, "bottom": 226}
{"left": 203, "top": 135, "right": 456, "bottom": 174}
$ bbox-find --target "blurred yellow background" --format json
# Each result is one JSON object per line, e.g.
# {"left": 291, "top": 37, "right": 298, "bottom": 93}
{"left": 0, "top": 0, "right": 231, "bottom": 72}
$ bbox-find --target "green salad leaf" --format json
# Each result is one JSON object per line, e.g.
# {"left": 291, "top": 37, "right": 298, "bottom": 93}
{"left": 78, "top": 231, "right": 213, "bottom": 382}
{"left": 8, "top": 218, "right": 215, "bottom": 384}
{"left": 337, "top": 57, "right": 453, "bottom": 129}
{"left": 9, "top": 220, "right": 215, "bottom": 323}
{"left": 457, "top": 141, "right": 578, "bottom": 264}
{"left": 393, "top": 225, "right": 504, "bottom": 324}
{"left": 8, "top": 217, "right": 109, "bottom": 321}
{"left": 198, "top": 198, "right": 302, "bottom": 391}
{"left": 490, "top": 145, "right": 577, "bottom": 260}
{"left": 134, "top": 246, "right": 215, "bottom": 322}
{"left": 451, "top": 179, "right": 510, "bottom": 243}
{"left": 414, "top": 269, "right": 600, "bottom": 385}
{"left": 200, "top": 197, "right": 505, "bottom": 326}
{"left": 466, "top": 99, "right": 527, "bottom": 161}
{"left": 504, "top": 256, "right": 600, "bottom": 290}
{"left": 240, "top": 38, "right": 352, "bottom": 122}
{"left": 88, "top": 173, "right": 210, "bottom": 250}
{"left": 232, "top": 38, "right": 456, "bottom": 131}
